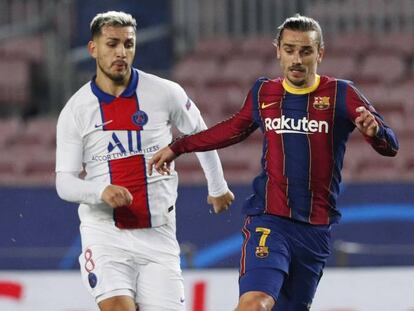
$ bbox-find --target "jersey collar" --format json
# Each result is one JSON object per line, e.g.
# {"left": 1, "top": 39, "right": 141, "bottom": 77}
{"left": 91, "top": 68, "right": 139, "bottom": 103}
{"left": 282, "top": 74, "right": 320, "bottom": 95}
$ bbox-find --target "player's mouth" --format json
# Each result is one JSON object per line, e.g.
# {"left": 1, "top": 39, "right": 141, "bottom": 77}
{"left": 289, "top": 67, "right": 306, "bottom": 78}
{"left": 112, "top": 61, "right": 128, "bottom": 70}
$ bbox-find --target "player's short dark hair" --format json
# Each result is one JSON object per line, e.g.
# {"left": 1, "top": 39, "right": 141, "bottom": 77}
{"left": 275, "top": 14, "right": 324, "bottom": 49}
{"left": 90, "top": 11, "right": 137, "bottom": 38}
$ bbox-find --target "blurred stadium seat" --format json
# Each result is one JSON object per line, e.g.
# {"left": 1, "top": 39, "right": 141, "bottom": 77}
{"left": 192, "top": 37, "right": 237, "bottom": 61}
{"left": 389, "top": 81, "right": 414, "bottom": 112}
{"left": 0, "top": 59, "right": 31, "bottom": 110}
{"left": 0, "top": 35, "right": 45, "bottom": 63}
{"left": 211, "top": 55, "right": 266, "bottom": 88}
{"left": 0, "top": 116, "right": 56, "bottom": 186}
{"left": 173, "top": 57, "right": 222, "bottom": 87}
{"left": 354, "top": 154, "right": 403, "bottom": 182}
{"left": 264, "top": 59, "right": 283, "bottom": 79}
{"left": 357, "top": 54, "right": 406, "bottom": 84}
{"left": 239, "top": 35, "right": 275, "bottom": 60}
{"left": 318, "top": 55, "right": 358, "bottom": 80}
{"left": 0, "top": 117, "right": 20, "bottom": 146}
{"left": 325, "top": 33, "right": 374, "bottom": 57}
{"left": 375, "top": 33, "right": 414, "bottom": 58}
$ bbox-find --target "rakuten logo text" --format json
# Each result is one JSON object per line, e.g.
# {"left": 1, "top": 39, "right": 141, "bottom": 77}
{"left": 264, "top": 116, "right": 329, "bottom": 134}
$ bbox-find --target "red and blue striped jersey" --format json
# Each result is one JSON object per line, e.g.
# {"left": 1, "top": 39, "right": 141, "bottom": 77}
{"left": 171, "top": 75, "right": 399, "bottom": 225}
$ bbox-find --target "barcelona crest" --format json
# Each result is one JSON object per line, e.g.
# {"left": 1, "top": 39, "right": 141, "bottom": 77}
{"left": 255, "top": 246, "right": 269, "bottom": 258}
{"left": 313, "top": 96, "right": 330, "bottom": 110}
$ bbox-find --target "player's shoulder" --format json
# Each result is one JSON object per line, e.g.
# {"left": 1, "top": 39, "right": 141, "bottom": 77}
{"left": 252, "top": 76, "right": 284, "bottom": 95}
{"left": 138, "top": 69, "right": 184, "bottom": 92}
{"left": 137, "top": 69, "right": 188, "bottom": 103}
{"left": 58, "top": 81, "right": 97, "bottom": 123}
{"left": 320, "top": 75, "right": 354, "bottom": 88}
{"left": 65, "top": 81, "right": 95, "bottom": 109}
{"left": 255, "top": 76, "right": 282, "bottom": 85}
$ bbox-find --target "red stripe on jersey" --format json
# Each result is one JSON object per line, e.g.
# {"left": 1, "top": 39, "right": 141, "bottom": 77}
{"left": 109, "top": 155, "right": 150, "bottom": 228}
{"left": 239, "top": 217, "right": 251, "bottom": 276}
{"left": 100, "top": 97, "right": 143, "bottom": 131}
{"left": 259, "top": 82, "right": 290, "bottom": 217}
{"left": 307, "top": 82, "right": 337, "bottom": 224}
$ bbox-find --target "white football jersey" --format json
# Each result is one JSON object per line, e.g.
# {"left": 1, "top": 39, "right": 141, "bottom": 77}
{"left": 56, "top": 69, "right": 228, "bottom": 228}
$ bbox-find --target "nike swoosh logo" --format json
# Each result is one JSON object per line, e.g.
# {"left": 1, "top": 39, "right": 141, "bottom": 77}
{"left": 261, "top": 101, "right": 279, "bottom": 109}
{"left": 94, "top": 120, "right": 113, "bottom": 128}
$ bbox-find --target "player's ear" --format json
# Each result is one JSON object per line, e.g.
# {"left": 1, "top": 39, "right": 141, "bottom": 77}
{"left": 88, "top": 40, "right": 97, "bottom": 59}
{"left": 273, "top": 41, "right": 281, "bottom": 60}
{"left": 317, "top": 46, "right": 324, "bottom": 64}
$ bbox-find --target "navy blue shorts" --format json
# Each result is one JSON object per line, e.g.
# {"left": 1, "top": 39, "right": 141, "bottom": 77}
{"left": 239, "top": 215, "right": 331, "bottom": 310}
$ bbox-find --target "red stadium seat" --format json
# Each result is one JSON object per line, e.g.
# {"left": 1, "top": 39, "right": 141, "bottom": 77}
{"left": 358, "top": 83, "right": 404, "bottom": 115}
{"left": 0, "top": 117, "right": 21, "bottom": 147}
{"left": 172, "top": 57, "right": 222, "bottom": 87}
{"left": 264, "top": 59, "right": 283, "bottom": 80}
{"left": 0, "top": 59, "right": 30, "bottom": 107}
{"left": 240, "top": 35, "right": 275, "bottom": 60}
{"left": 7, "top": 144, "right": 55, "bottom": 186}
{"left": 8, "top": 116, "right": 57, "bottom": 147}
{"left": 375, "top": 33, "right": 414, "bottom": 58}
{"left": 212, "top": 55, "right": 266, "bottom": 88}
{"left": 357, "top": 54, "right": 406, "bottom": 84}
{"left": 381, "top": 111, "right": 406, "bottom": 134}
{"left": 0, "top": 35, "right": 45, "bottom": 63}
{"left": 193, "top": 37, "right": 238, "bottom": 61}
{"left": 353, "top": 155, "right": 402, "bottom": 182}
{"left": 319, "top": 55, "right": 358, "bottom": 80}
{"left": 388, "top": 81, "right": 414, "bottom": 113}
{"left": 325, "top": 33, "right": 374, "bottom": 57}
{"left": 188, "top": 85, "right": 228, "bottom": 122}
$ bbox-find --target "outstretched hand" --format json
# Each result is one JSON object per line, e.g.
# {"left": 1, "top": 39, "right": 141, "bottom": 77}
{"left": 148, "top": 146, "right": 177, "bottom": 176}
{"left": 355, "top": 106, "right": 379, "bottom": 137}
{"left": 207, "top": 190, "right": 235, "bottom": 214}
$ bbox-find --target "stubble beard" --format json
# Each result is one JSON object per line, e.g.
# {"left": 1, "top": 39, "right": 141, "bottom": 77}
{"left": 98, "top": 62, "right": 129, "bottom": 84}
{"left": 287, "top": 75, "right": 307, "bottom": 87}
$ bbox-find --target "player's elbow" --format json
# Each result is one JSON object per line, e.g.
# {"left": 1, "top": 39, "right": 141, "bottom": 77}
{"left": 55, "top": 172, "right": 73, "bottom": 202}
{"left": 55, "top": 173, "right": 66, "bottom": 200}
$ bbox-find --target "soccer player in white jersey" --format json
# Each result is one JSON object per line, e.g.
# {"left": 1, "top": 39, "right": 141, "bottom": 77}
{"left": 55, "top": 11, "right": 234, "bottom": 311}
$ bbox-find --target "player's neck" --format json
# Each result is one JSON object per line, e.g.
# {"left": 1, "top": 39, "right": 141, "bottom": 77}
{"left": 95, "top": 71, "right": 131, "bottom": 97}
{"left": 282, "top": 74, "right": 320, "bottom": 94}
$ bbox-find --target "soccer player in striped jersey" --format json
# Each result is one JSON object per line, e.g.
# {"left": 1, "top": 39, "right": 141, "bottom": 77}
{"left": 55, "top": 11, "right": 234, "bottom": 311}
{"left": 149, "top": 14, "right": 399, "bottom": 311}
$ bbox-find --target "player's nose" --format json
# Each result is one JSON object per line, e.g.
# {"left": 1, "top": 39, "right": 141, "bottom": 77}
{"left": 115, "top": 45, "right": 127, "bottom": 57}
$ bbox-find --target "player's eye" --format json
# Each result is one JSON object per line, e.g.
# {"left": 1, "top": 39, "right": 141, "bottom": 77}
{"left": 301, "top": 49, "right": 314, "bottom": 56}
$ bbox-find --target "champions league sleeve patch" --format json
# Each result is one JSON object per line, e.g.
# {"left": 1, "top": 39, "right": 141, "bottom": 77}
{"left": 88, "top": 272, "right": 98, "bottom": 288}
{"left": 132, "top": 110, "right": 148, "bottom": 126}
{"left": 185, "top": 98, "right": 192, "bottom": 110}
